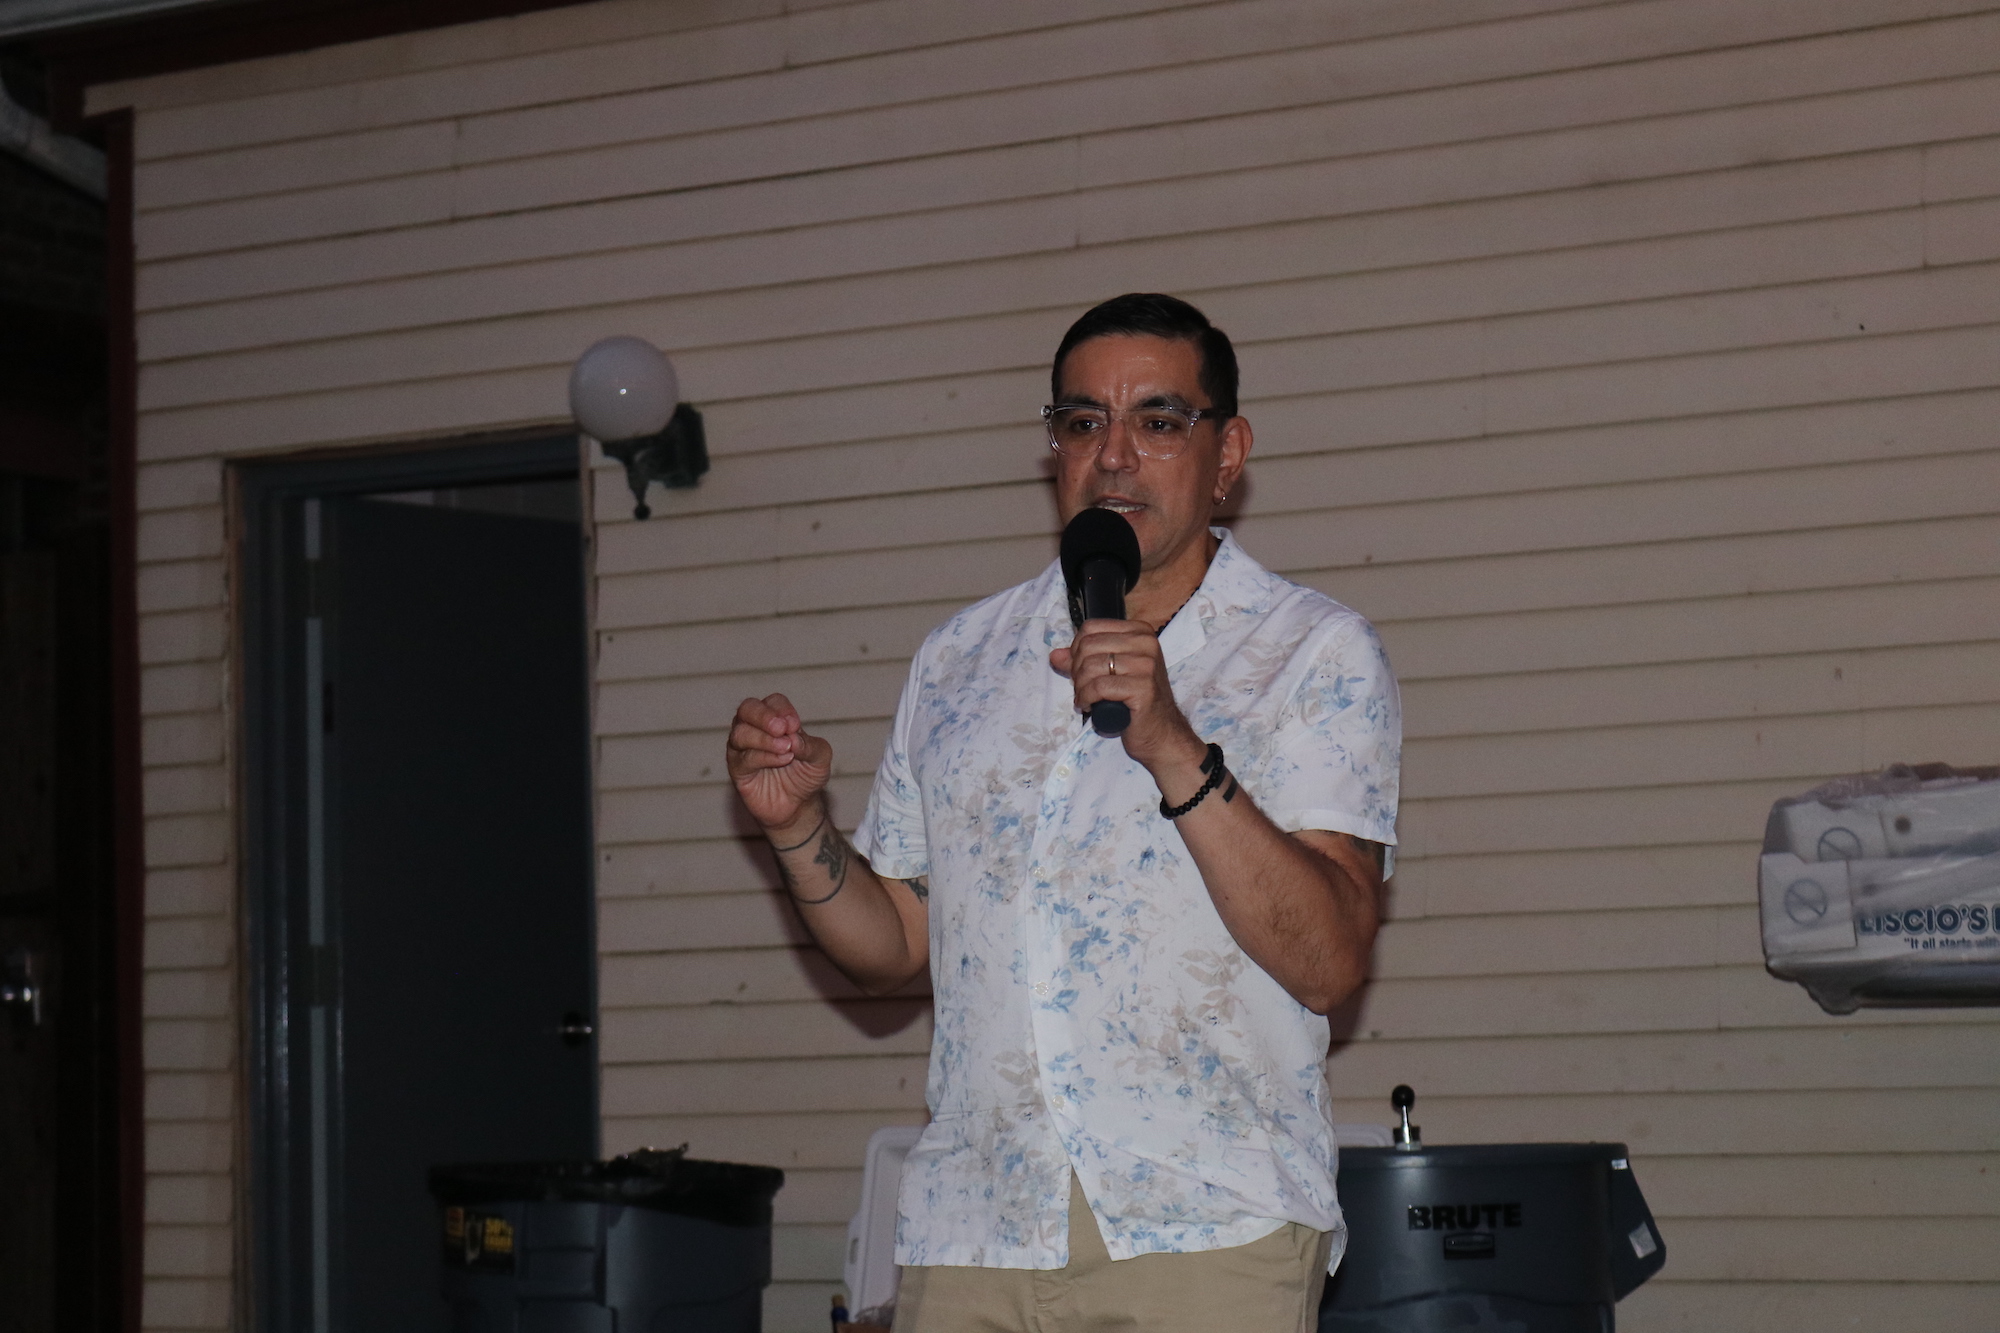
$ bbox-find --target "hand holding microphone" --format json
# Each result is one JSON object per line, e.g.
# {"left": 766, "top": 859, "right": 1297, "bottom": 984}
{"left": 1054, "top": 509, "right": 1211, "bottom": 784}
{"left": 1059, "top": 508, "right": 1144, "bottom": 736}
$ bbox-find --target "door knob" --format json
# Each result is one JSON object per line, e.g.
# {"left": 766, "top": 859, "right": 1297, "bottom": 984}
{"left": 2, "top": 948, "right": 44, "bottom": 1027}
{"left": 559, "top": 1011, "right": 595, "bottom": 1048}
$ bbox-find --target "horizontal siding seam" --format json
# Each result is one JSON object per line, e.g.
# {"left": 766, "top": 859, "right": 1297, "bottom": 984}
{"left": 127, "top": 0, "right": 1989, "bottom": 200}
{"left": 581, "top": 450, "right": 2000, "bottom": 574}
{"left": 117, "top": 0, "right": 1344, "bottom": 157}
{"left": 127, "top": 52, "right": 2000, "bottom": 266}
{"left": 133, "top": 199, "right": 1965, "bottom": 379}
{"left": 591, "top": 558, "right": 2000, "bottom": 644}
{"left": 127, "top": 124, "right": 1970, "bottom": 321}
{"left": 121, "top": 0, "right": 1649, "bottom": 170}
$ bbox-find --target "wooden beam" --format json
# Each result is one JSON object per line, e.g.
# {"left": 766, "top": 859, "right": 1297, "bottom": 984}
{"left": 94, "top": 104, "right": 141, "bottom": 1333}
{"left": 38, "top": 0, "right": 597, "bottom": 130}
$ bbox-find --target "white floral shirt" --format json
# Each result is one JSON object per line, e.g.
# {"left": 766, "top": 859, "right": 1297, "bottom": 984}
{"left": 852, "top": 530, "right": 1400, "bottom": 1272}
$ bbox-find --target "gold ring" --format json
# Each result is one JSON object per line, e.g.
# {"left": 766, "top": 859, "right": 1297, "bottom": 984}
{"left": 1110, "top": 654, "right": 1118, "bottom": 675}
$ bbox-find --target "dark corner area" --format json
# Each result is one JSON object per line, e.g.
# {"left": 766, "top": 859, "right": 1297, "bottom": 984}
{"left": 0, "top": 39, "right": 122, "bottom": 1333}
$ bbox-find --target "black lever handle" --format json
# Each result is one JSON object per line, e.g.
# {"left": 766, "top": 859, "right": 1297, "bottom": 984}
{"left": 559, "top": 1011, "right": 595, "bottom": 1048}
{"left": 1391, "top": 1084, "right": 1420, "bottom": 1148}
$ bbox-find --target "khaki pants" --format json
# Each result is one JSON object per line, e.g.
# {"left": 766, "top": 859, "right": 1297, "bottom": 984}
{"left": 892, "top": 1178, "right": 1334, "bottom": 1333}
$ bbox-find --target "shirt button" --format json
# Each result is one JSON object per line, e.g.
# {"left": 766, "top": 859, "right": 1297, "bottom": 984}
{"left": 1055, "top": 764, "right": 1072, "bottom": 779}
{"left": 1033, "top": 981, "right": 1050, "bottom": 996}
{"left": 1051, "top": 1095, "right": 1067, "bottom": 1110}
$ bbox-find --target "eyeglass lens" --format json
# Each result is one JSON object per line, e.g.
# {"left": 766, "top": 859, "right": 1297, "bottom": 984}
{"left": 1046, "top": 407, "right": 1198, "bottom": 459}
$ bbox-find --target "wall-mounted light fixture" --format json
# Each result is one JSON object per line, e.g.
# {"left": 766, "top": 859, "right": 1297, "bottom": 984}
{"left": 568, "top": 336, "right": 708, "bottom": 519}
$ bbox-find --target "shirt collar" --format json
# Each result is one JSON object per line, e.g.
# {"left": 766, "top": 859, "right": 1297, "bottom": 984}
{"left": 1029, "top": 527, "right": 1277, "bottom": 665}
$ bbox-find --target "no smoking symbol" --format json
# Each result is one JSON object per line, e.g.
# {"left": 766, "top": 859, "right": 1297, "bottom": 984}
{"left": 1785, "top": 879, "right": 1829, "bottom": 926}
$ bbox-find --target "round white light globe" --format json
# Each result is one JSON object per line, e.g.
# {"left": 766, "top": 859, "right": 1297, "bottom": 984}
{"left": 568, "top": 336, "right": 679, "bottom": 442}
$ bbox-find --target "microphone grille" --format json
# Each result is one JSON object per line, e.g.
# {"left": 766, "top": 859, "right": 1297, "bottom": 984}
{"left": 1060, "top": 508, "right": 1142, "bottom": 593}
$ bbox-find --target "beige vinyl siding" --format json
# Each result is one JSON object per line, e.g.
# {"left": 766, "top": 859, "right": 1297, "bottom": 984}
{"left": 93, "top": 0, "right": 2000, "bottom": 1327}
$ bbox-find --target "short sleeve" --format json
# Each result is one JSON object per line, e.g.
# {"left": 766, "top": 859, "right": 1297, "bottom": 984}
{"left": 1256, "top": 618, "right": 1402, "bottom": 873}
{"left": 851, "top": 647, "right": 930, "bottom": 881}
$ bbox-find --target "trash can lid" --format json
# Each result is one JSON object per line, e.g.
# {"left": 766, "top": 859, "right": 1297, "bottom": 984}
{"left": 430, "top": 1146, "right": 785, "bottom": 1227}
{"left": 1337, "top": 1142, "right": 1631, "bottom": 1172}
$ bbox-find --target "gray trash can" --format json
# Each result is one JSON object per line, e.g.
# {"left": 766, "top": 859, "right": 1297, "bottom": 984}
{"left": 431, "top": 1146, "right": 784, "bottom": 1333}
{"left": 1322, "top": 1141, "right": 1664, "bottom": 1331}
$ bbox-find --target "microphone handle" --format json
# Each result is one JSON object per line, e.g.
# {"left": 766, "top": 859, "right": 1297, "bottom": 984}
{"left": 1080, "top": 558, "right": 1132, "bottom": 737}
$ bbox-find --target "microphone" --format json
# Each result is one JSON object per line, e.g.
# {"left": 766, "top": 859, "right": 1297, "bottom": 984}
{"left": 1059, "top": 507, "right": 1143, "bottom": 737}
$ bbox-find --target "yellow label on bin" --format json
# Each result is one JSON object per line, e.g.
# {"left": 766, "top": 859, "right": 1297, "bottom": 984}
{"left": 442, "top": 1207, "right": 517, "bottom": 1273}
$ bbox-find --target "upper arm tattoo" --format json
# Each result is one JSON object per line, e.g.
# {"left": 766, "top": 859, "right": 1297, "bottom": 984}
{"left": 1324, "top": 833, "right": 1384, "bottom": 872}
{"left": 905, "top": 875, "right": 930, "bottom": 903}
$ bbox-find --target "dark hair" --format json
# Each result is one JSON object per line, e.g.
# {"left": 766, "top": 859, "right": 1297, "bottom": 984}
{"left": 1051, "top": 293, "right": 1239, "bottom": 420}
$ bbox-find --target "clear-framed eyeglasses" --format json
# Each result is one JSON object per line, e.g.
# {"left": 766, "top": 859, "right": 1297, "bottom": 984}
{"left": 1041, "top": 403, "right": 1228, "bottom": 461}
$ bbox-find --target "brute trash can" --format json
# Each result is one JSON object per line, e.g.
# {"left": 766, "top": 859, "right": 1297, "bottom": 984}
{"left": 430, "top": 1146, "right": 784, "bottom": 1333}
{"left": 1321, "top": 1089, "right": 1664, "bottom": 1332}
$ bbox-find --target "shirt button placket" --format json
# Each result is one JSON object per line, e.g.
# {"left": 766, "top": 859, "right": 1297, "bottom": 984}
{"left": 1028, "top": 735, "right": 1086, "bottom": 1127}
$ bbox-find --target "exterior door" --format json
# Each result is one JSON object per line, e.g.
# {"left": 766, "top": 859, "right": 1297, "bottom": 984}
{"left": 0, "top": 480, "right": 118, "bottom": 1333}
{"left": 0, "top": 546, "right": 61, "bottom": 1333}
{"left": 243, "top": 445, "right": 598, "bottom": 1333}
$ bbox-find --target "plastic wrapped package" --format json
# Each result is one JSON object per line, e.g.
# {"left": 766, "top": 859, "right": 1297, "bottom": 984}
{"left": 1760, "top": 764, "right": 2000, "bottom": 1014}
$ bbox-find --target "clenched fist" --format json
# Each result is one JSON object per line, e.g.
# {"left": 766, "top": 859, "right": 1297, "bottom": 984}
{"left": 725, "top": 693, "right": 833, "bottom": 837}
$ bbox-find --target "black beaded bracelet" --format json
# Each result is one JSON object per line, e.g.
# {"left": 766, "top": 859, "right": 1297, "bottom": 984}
{"left": 1160, "top": 743, "right": 1227, "bottom": 820}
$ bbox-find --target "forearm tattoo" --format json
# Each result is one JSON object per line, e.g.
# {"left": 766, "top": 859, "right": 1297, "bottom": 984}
{"left": 779, "top": 824, "right": 852, "bottom": 906}
{"left": 769, "top": 814, "right": 827, "bottom": 853}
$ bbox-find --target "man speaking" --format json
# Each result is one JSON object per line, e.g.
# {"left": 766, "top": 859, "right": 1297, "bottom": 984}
{"left": 725, "top": 294, "right": 1401, "bottom": 1331}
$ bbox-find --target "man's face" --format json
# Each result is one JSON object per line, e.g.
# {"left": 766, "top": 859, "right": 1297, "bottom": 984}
{"left": 1052, "top": 334, "right": 1248, "bottom": 574}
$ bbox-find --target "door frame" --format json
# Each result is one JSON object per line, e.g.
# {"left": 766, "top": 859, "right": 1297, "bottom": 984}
{"left": 232, "top": 430, "right": 596, "bottom": 1333}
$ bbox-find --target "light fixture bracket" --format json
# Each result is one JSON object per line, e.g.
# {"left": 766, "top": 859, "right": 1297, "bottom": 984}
{"left": 599, "top": 402, "right": 708, "bottom": 519}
